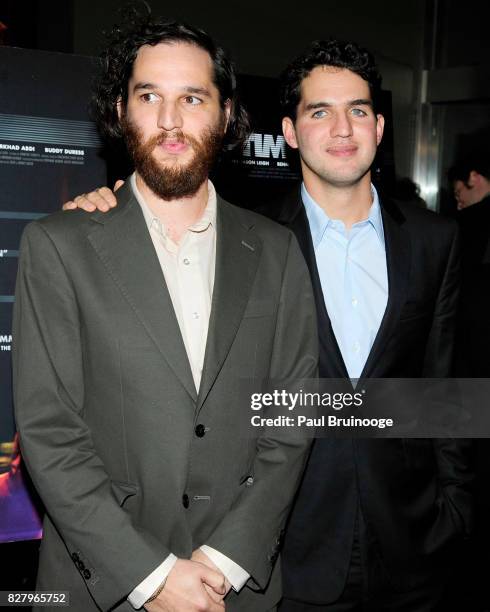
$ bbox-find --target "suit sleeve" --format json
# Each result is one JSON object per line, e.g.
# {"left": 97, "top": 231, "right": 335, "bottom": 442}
{"left": 205, "top": 231, "right": 319, "bottom": 589}
{"left": 13, "top": 222, "right": 168, "bottom": 611}
{"left": 422, "top": 224, "right": 473, "bottom": 537}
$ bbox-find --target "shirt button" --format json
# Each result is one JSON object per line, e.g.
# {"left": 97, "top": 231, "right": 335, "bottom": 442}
{"left": 182, "top": 493, "right": 190, "bottom": 508}
{"left": 353, "top": 342, "right": 360, "bottom": 353}
{"left": 352, "top": 298, "right": 358, "bottom": 307}
{"left": 192, "top": 312, "right": 200, "bottom": 319}
{"left": 183, "top": 258, "right": 190, "bottom": 265}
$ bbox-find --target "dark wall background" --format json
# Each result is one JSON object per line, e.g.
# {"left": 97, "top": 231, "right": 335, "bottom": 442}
{"left": 3, "top": 0, "right": 489, "bottom": 202}
{"left": 1, "top": 0, "right": 427, "bottom": 182}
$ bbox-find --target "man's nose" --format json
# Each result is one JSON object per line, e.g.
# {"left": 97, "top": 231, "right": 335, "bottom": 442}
{"left": 330, "top": 111, "right": 353, "bottom": 138}
{"left": 157, "top": 102, "right": 183, "bottom": 131}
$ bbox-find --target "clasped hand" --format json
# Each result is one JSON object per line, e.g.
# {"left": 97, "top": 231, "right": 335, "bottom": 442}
{"left": 144, "top": 551, "right": 231, "bottom": 612}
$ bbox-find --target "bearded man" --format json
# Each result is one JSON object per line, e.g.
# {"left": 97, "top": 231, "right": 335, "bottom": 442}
{"left": 12, "top": 14, "right": 318, "bottom": 612}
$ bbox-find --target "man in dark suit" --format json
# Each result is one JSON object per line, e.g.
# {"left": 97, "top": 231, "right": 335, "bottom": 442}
{"left": 13, "top": 15, "right": 318, "bottom": 612}
{"left": 449, "top": 153, "right": 490, "bottom": 377}
{"left": 63, "top": 38, "right": 473, "bottom": 612}
{"left": 449, "top": 154, "right": 490, "bottom": 609}
{"left": 275, "top": 39, "right": 472, "bottom": 612}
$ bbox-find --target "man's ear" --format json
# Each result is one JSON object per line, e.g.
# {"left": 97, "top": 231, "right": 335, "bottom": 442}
{"left": 468, "top": 170, "right": 480, "bottom": 187}
{"left": 282, "top": 116, "right": 298, "bottom": 149}
{"left": 376, "top": 114, "right": 385, "bottom": 146}
{"left": 223, "top": 99, "right": 232, "bottom": 133}
{"left": 225, "top": 98, "right": 233, "bottom": 132}
{"left": 116, "top": 97, "right": 123, "bottom": 121}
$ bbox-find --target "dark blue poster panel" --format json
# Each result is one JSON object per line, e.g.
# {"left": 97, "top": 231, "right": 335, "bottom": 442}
{"left": 0, "top": 47, "right": 106, "bottom": 542}
{"left": 213, "top": 74, "right": 301, "bottom": 210}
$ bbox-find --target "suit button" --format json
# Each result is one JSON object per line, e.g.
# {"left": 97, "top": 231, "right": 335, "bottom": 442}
{"left": 195, "top": 424, "right": 205, "bottom": 437}
{"left": 268, "top": 552, "right": 277, "bottom": 564}
{"left": 83, "top": 569, "right": 91, "bottom": 580}
{"left": 77, "top": 560, "right": 85, "bottom": 571}
{"left": 71, "top": 552, "right": 79, "bottom": 562}
{"left": 182, "top": 493, "right": 190, "bottom": 508}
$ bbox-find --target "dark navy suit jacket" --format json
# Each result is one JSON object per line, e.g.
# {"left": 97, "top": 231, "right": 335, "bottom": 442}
{"left": 258, "top": 187, "right": 473, "bottom": 604}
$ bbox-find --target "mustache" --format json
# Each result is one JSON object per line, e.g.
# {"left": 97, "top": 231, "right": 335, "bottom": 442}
{"left": 146, "top": 130, "right": 195, "bottom": 149}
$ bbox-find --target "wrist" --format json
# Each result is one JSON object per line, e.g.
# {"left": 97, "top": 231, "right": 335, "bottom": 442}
{"left": 146, "top": 577, "right": 167, "bottom": 604}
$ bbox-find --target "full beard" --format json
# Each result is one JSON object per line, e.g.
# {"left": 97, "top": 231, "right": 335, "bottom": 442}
{"left": 121, "top": 114, "right": 225, "bottom": 200}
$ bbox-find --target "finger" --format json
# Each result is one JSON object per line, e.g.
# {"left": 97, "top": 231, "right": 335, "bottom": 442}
{"left": 210, "top": 599, "right": 226, "bottom": 611}
{"left": 203, "top": 583, "right": 224, "bottom": 604}
{"left": 200, "top": 567, "right": 226, "bottom": 595}
{"left": 98, "top": 186, "right": 118, "bottom": 207}
{"left": 201, "top": 591, "right": 225, "bottom": 612}
{"left": 114, "top": 179, "right": 125, "bottom": 192}
{"left": 194, "top": 595, "right": 224, "bottom": 612}
{"left": 73, "top": 194, "right": 96, "bottom": 212}
{"left": 62, "top": 201, "right": 77, "bottom": 210}
{"left": 85, "top": 190, "right": 111, "bottom": 212}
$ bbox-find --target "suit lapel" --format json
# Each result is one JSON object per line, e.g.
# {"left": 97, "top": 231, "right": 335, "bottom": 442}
{"left": 87, "top": 182, "right": 197, "bottom": 401}
{"left": 281, "top": 188, "right": 411, "bottom": 380}
{"left": 197, "top": 198, "right": 262, "bottom": 409}
{"left": 281, "top": 188, "right": 349, "bottom": 378}
{"left": 360, "top": 199, "right": 410, "bottom": 379}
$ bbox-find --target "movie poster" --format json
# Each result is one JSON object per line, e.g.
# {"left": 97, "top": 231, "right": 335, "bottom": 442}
{"left": 0, "top": 47, "right": 106, "bottom": 542}
{"left": 214, "top": 74, "right": 301, "bottom": 210}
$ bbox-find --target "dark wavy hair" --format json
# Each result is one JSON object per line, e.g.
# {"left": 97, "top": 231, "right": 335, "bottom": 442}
{"left": 280, "top": 39, "right": 382, "bottom": 120}
{"left": 448, "top": 151, "right": 490, "bottom": 185}
{"left": 92, "top": 6, "right": 249, "bottom": 149}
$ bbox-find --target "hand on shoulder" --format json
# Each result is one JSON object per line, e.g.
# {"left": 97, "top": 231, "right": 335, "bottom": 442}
{"left": 62, "top": 180, "right": 124, "bottom": 212}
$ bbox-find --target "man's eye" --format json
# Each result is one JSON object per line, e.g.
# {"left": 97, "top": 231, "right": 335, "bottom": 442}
{"left": 141, "top": 93, "right": 159, "bottom": 103}
{"left": 351, "top": 108, "right": 367, "bottom": 117}
{"left": 312, "top": 110, "right": 327, "bottom": 119}
{"left": 185, "top": 96, "right": 202, "bottom": 105}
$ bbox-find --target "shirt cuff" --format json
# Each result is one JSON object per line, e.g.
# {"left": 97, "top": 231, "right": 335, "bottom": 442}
{"left": 200, "top": 545, "right": 250, "bottom": 592}
{"left": 127, "top": 553, "right": 178, "bottom": 609}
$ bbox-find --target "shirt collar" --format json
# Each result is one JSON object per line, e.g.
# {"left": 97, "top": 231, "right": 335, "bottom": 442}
{"left": 301, "top": 182, "right": 385, "bottom": 248}
{"left": 130, "top": 172, "right": 217, "bottom": 234}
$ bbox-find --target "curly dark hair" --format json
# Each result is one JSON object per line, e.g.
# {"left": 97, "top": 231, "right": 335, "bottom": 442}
{"left": 92, "top": 6, "right": 249, "bottom": 149}
{"left": 448, "top": 151, "right": 490, "bottom": 185}
{"left": 280, "top": 39, "right": 382, "bottom": 120}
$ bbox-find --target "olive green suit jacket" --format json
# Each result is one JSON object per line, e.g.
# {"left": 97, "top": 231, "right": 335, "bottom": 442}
{"left": 13, "top": 182, "right": 318, "bottom": 611}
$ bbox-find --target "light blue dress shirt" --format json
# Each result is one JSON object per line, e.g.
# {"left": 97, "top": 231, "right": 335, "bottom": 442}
{"left": 302, "top": 183, "right": 388, "bottom": 379}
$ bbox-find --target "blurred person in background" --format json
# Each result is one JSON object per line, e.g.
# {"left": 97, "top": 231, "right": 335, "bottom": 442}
{"left": 449, "top": 153, "right": 490, "bottom": 377}
{"left": 449, "top": 152, "right": 490, "bottom": 611}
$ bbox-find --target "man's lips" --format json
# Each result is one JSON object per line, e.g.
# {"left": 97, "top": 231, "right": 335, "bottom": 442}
{"left": 326, "top": 145, "right": 358, "bottom": 157}
{"left": 158, "top": 141, "right": 189, "bottom": 154}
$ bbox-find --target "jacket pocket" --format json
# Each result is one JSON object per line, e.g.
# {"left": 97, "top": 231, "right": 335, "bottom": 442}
{"left": 110, "top": 480, "right": 139, "bottom": 507}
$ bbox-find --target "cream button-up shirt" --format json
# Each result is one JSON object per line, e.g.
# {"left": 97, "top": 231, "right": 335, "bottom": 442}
{"left": 127, "top": 174, "right": 249, "bottom": 609}
{"left": 131, "top": 172, "right": 216, "bottom": 391}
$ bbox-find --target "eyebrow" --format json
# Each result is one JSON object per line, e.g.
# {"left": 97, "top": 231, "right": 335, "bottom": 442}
{"left": 184, "top": 86, "right": 212, "bottom": 97}
{"left": 133, "top": 82, "right": 157, "bottom": 92}
{"left": 132, "top": 82, "right": 212, "bottom": 97}
{"left": 304, "top": 98, "right": 373, "bottom": 111}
